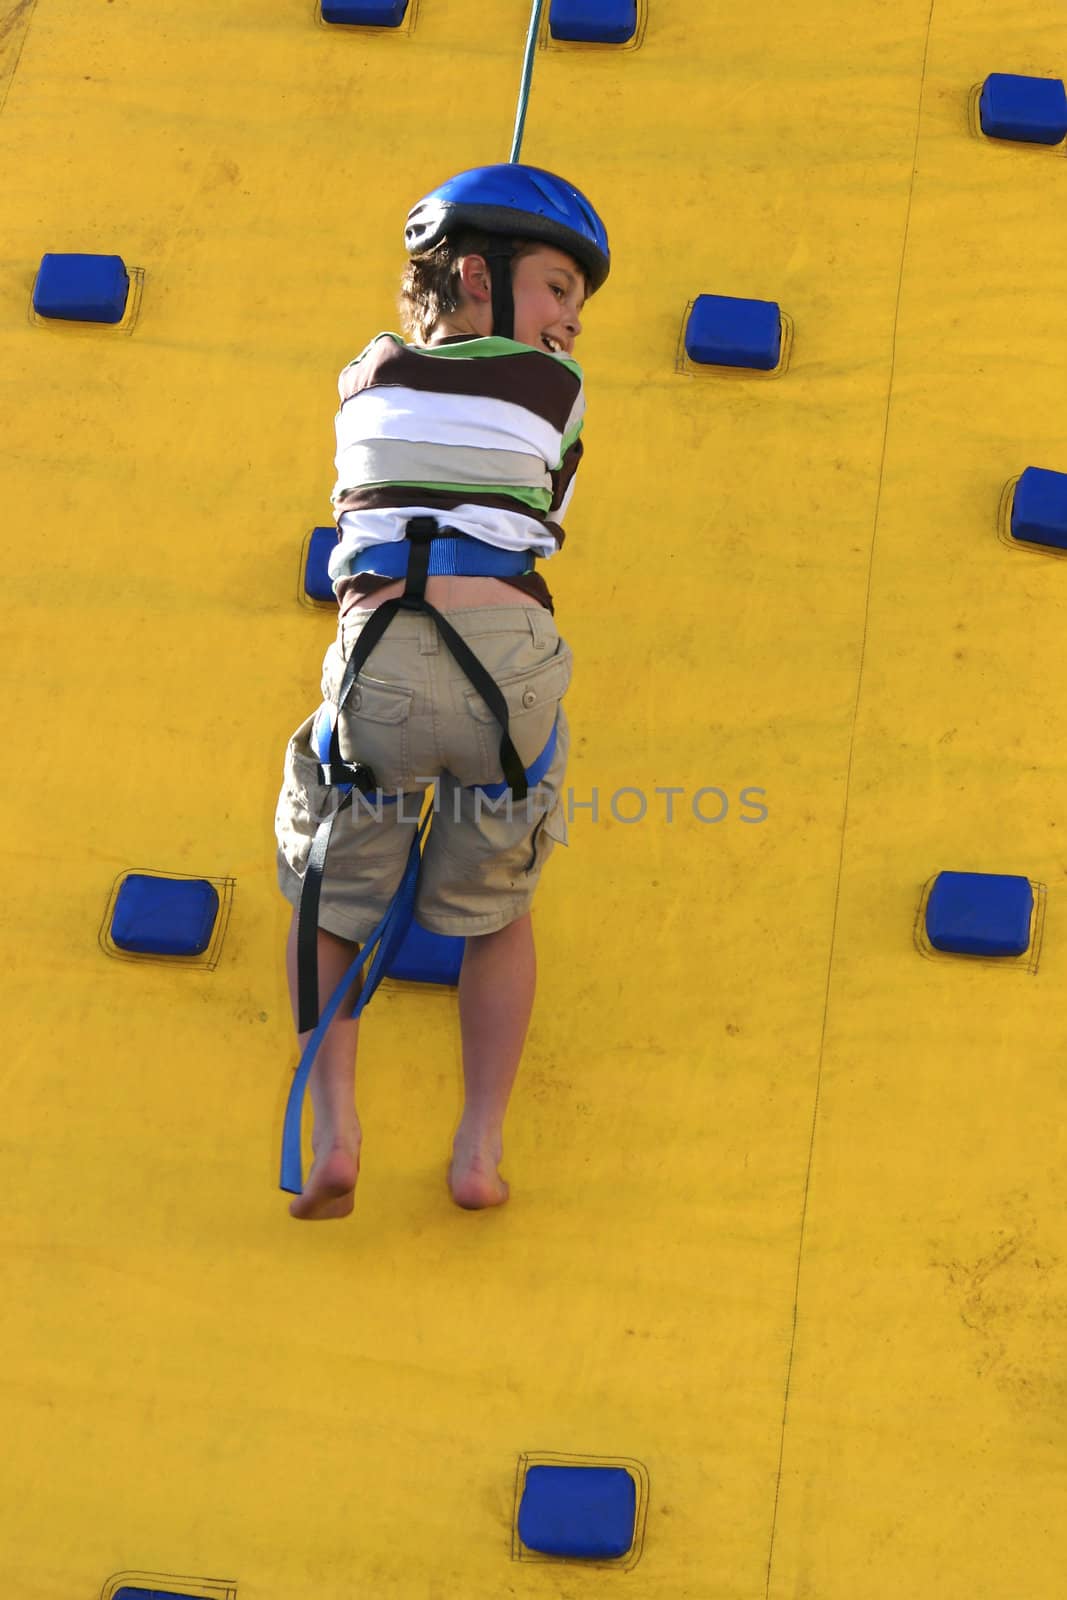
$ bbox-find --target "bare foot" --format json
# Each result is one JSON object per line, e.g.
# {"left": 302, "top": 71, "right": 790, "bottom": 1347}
{"left": 289, "top": 1142, "right": 360, "bottom": 1220}
{"left": 448, "top": 1143, "right": 510, "bottom": 1210}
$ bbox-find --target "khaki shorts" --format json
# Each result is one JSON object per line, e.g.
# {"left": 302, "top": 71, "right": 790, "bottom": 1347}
{"left": 275, "top": 605, "right": 571, "bottom": 941}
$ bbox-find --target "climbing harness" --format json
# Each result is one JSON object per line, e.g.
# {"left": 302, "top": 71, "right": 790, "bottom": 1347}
{"left": 295, "top": 518, "right": 532, "bottom": 1028}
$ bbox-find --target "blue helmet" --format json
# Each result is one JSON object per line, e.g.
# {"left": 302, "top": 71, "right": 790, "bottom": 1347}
{"left": 404, "top": 164, "right": 610, "bottom": 293}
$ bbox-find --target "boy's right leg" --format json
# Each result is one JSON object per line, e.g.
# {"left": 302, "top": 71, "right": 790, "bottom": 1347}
{"left": 284, "top": 912, "right": 363, "bottom": 1220}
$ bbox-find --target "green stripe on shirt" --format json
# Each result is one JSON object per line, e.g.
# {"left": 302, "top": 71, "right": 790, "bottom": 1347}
{"left": 336, "top": 479, "right": 553, "bottom": 514}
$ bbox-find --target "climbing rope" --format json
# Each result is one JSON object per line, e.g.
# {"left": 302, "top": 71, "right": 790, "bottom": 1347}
{"left": 509, "top": 0, "right": 547, "bottom": 162}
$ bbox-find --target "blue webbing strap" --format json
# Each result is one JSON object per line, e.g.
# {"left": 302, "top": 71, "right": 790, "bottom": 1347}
{"left": 281, "top": 811, "right": 429, "bottom": 1195}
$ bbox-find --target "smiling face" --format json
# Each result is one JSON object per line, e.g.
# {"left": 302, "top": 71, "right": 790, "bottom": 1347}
{"left": 509, "top": 244, "right": 586, "bottom": 356}
{"left": 424, "top": 240, "right": 589, "bottom": 351}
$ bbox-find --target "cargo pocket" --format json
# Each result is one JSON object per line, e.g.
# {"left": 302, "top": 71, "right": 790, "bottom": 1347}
{"left": 524, "top": 796, "right": 568, "bottom": 875}
{"left": 336, "top": 677, "right": 414, "bottom": 791}
{"left": 464, "top": 640, "right": 573, "bottom": 778}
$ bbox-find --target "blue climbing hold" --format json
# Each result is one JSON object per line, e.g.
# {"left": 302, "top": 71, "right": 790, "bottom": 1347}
{"left": 33, "top": 253, "right": 129, "bottom": 323}
{"left": 385, "top": 919, "right": 464, "bottom": 985}
{"left": 111, "top": 875, "right": 220, "bottom": 957}
{"left": 305, "top": 526, "right": 339, "bottom": 601}
{"left": 1010, "top": 466, "right": 1067, "bottom": 550}
{"left": 321, "top": 0, "right": 408, "bottom": 22}
{"left": 685, "top": 294, "right": 782, "bottom": 371}
{"left": 979, "top": 73, "right": 1067, "bottom": 145}
{"left": 114, "top": 1589, "right": 215, "bottom": 1600}
{"left": 518, "top": 1464, "right": 637, "bottom": 1560}
{"left": 550, "top": 0, "right": 638, "bottom": 43}
{"left": 926, "top": 871, "right": 1033, "bottom": 958}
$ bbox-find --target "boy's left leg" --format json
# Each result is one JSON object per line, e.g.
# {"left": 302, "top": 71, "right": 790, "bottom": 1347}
{"left": 284, "top": 912, "right": 362, "bottom": 1220}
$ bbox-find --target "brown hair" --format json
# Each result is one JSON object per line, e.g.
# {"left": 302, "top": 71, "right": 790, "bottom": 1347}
{"left": 398, "top": 231, "right": 541, "bottom": 343}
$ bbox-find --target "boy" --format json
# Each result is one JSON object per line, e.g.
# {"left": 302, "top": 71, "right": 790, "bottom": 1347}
{"left": 274, "top": 165, "right": 610, "bottom": 1220}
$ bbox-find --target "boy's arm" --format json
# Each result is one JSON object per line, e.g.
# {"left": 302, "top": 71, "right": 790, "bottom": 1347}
{"left": 545, "top": 386, "right": 585, "bottom": 545}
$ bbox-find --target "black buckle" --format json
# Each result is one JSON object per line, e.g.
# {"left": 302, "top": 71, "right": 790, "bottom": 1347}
{"left": 404, "top": 516, "right": 438, "bottom": 543}
{"left": 318, "top": 761, "right": 379, "bottom": 794}
{"left": 399, "top": 517, "right": 436, "bottom": 608}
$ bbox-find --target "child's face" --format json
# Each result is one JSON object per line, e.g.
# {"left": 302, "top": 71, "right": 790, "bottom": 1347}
{"left": 510, "top": 245, "right": 586, "bottom": 356}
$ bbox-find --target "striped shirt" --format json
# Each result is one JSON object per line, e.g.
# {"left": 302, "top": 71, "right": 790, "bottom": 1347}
{"left": 328, "top": 333, "right": 585, "bottom": 601}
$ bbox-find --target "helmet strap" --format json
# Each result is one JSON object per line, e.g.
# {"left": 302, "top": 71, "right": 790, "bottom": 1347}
{"left": 484, "top": 242, "right": 516, "bottom": 340}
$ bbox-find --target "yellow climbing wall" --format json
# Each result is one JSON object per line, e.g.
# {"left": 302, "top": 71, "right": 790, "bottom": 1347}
{"left": 2, "top": 0, "right": 1065, "bottom": 1595}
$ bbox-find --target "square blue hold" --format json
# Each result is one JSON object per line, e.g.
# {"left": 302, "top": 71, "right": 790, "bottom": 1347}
{"left": 305, "top": 526, "right": 339, "bottom": 601}
{"left": 519, "top": 1465, "right": 636, "bottom": 1561}
{"left": 550, "top": 0, "right": 638, "bottom": 43}
{"left": 979, "top": 74, "right": 1067, "bottom": 145}
{"left": 34, "top": 253, "right": 129, "bottom": 323}
{"left": 926, "top": 871, "right": 1033, "bottom": 958}
{"left": 685, "top": 294, "right": 782, "bottom": 371}
{"left": 321, "top": 0, "right": 408, "bottom": 22}
{"left": 1010, "top": 465, "right": 1067, "bottom": 550}
{"left": 111, "top": 874, "right": 220, "bottom": 958}
{"left": 385, "top": 920, "right": 464, "bottom": 985}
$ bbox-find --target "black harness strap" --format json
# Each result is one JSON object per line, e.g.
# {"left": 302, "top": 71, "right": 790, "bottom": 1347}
{"left": 319, "top": 597, "right": 401, "bottom": 786}
{"left": 418, "top": 606, "right": 528, "bottom": 796}
{"left": 484, "top": 242, "right": 517, "bottom": 341}
{"left": 296, "top": 788, "right": 354, "bottom": 1032}
{"left": 295, "top": 517, "right": 531, "bottom": 1033}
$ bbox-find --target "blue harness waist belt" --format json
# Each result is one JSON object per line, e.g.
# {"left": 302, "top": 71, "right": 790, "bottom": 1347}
{"left": 351, "top": 533, "right": 533, "bottom": 580}
{"left": 282, "top": 517, "right": 549, "bottom": 1195}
